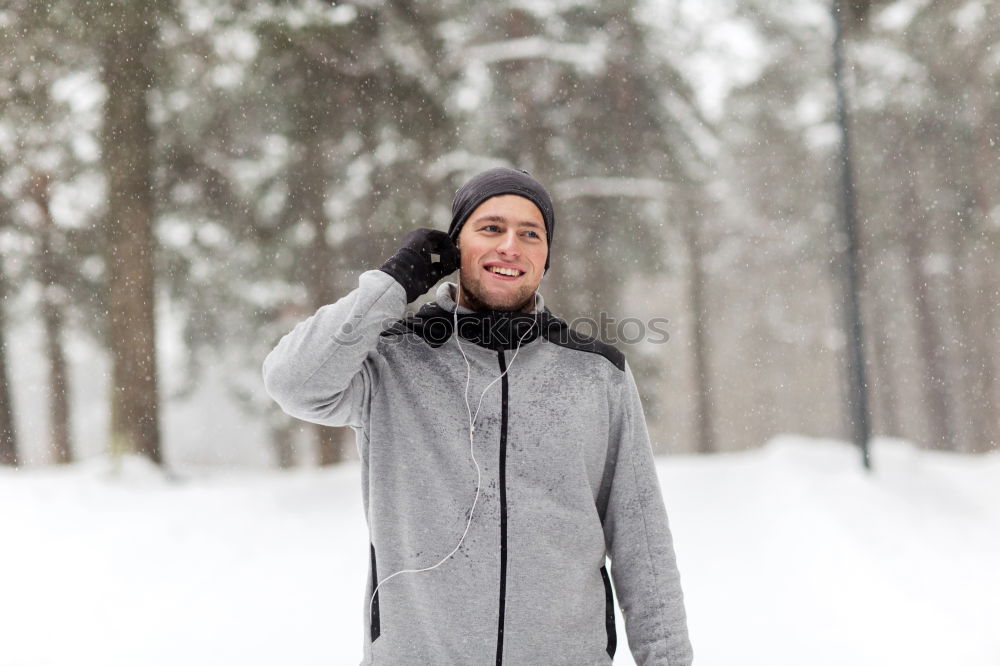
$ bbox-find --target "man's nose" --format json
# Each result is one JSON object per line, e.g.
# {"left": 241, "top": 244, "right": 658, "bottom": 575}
{"left": 497, "top": 231, "right": 521, "bottom": 256}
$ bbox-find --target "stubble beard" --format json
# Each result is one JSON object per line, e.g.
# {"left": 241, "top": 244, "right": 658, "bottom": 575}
{"left": 457, "top": 270, "right": 537, "bottom": 312}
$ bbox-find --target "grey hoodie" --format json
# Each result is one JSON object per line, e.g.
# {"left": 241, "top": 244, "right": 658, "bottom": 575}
{"left": 262, "top": 269, "right": 692, "bottom": 665}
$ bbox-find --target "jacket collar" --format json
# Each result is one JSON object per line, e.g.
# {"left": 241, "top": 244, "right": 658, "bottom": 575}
{"left": 383, "top": 283, "right": 562, "bottom": 351}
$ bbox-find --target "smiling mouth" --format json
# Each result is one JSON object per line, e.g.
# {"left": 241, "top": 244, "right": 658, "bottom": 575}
{"left": 485, "top": 266, "right": 525, "bottom": 279}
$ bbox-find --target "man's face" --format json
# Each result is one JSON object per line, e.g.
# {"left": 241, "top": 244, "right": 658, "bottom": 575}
{"left": 455, "top": 194, "right": 548, "bottom": 312}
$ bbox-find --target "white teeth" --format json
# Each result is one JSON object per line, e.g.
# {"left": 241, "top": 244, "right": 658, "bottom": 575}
{"left": 488, "top": 266, "right": 521, "bottom": 277}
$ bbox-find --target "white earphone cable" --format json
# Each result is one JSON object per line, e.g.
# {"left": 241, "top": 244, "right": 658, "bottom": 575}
{"left": 368, "top": 274, "right": 541, "bottom": 618}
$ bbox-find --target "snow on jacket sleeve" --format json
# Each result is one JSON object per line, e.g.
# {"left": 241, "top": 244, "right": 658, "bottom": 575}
{"left": 603, "top": 361, "right": 693, "bottom": 666}
{"left": 262, "top": 270, "right": 407, "bottom": 429}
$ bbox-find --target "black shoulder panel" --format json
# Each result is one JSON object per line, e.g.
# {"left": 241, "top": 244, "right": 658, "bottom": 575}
{"left": 378, "top": 303, "right": 453, "bottom": 347}
{"left": 381, "top": 305, "right": 625, "bottom": 368}
{"left": 380, "top": 319, "right": 411, "bottom": 337}
{"left": 540, "top": 319, "right": 626, "bottom": 372}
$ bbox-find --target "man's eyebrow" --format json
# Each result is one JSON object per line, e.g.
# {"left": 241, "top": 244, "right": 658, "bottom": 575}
{"left": 472, "top": 215, "right": 545, "bottom": 230}
{"left": 472, "top": 214, "right": 508, "bottom": 224}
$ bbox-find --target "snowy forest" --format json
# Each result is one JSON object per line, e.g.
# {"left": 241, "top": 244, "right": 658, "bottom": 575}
{"left": 0, "top": 0, "right": 997, "bottom": 469}
{"left": 2, "top": 1, "right": 999, "bottom": 665}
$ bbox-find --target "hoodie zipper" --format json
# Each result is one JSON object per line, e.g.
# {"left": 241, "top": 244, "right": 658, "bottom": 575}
{"left": 495, "top": 350, "right": 509, "bottom": 666}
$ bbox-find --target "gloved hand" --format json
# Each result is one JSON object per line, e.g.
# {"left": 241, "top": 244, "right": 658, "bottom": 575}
{"left": 379, "top": 228, "right": 460, "bottom": 303}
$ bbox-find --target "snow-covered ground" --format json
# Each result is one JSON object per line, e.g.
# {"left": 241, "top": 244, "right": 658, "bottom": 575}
{"left": 1, "top": 436, "right": 998, "bottom": 666}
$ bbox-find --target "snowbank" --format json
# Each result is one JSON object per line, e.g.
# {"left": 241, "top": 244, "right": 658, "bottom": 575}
{"left": 1, "top": 436, "right": 997, "bottom": 665}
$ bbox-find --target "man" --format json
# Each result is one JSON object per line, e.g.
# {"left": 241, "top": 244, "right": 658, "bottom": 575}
{"left": 263, "top": 168, "right": 692, "bottom": 665}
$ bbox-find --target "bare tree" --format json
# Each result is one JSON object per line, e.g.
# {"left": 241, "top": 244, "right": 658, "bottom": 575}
{"left": 27, "top": 173, "right": 73, "bottom": 463}
{"left": 0, "top": 247, "right": 17, "bottom": 467}
{"left": 100, "top": 0, "right": 162, "bottom": 463}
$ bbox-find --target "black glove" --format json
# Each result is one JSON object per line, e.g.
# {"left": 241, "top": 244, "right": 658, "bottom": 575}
{"left": 379, "top": 228, "right": 460, "bottom": 303}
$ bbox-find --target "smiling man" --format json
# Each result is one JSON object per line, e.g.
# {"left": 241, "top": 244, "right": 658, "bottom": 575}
{"left": 263, "top": 167, "right": 692, "bottom": 665}
{"left": 452, "top": 193, "right": 547, "bottom": 312}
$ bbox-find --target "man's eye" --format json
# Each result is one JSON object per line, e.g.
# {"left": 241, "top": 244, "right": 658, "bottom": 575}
{"left": 525, "top": 230, "right": 540, "bottom": 239}
{"left": 482, "top": 224, "right": 501, "bottom": 232}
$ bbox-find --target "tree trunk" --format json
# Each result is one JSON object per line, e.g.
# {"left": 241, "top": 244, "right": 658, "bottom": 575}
{"left": 900, "top": 161, "right": 955, "bottom": 451}
{"left": 832, "top": 0, "right": 872, "bottom": 466}
{"left": 41, "top": 297, "right": 71, "bottom": 464}
{"left": 683, "top": 213, "right": 716, "bottom": 454}
{"left": 958, "top": 241, "right": 998, "bottom": 452}
{"left": 100, "top": 0, "right": 162, "bottom": 464}
{"left": 271, "top": 421, "right": 297, "bottom": 469}
{"left": 316, "top": 426, "right": 351, "bottom": 466}
{"left": 290, "top": 48, "right": 354, "bottom": 466}
{"left": 963, "top": 96, "right": 999, "bottom": 452}
{"left": 0, "top": 262, "right": 17, "bottom": 467}
{"left": 29, "top": 173, "right": 72, "bottom": 464}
